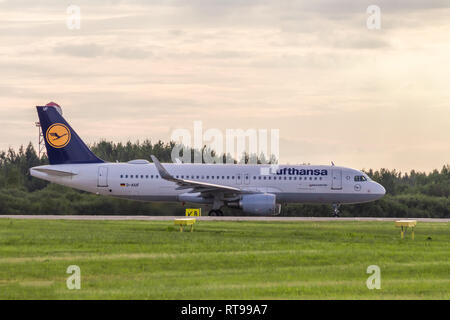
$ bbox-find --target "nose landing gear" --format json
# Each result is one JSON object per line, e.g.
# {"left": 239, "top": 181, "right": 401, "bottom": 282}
{"left": 332, "top": 204, "right": 340, "bottom": 217}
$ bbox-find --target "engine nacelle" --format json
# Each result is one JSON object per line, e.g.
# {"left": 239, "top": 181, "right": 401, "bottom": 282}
{"left": 239, "top": 193, "right": 277, "bottom": 215}
{"left": 178, "top": 192, "right": 212, "bottom": 204}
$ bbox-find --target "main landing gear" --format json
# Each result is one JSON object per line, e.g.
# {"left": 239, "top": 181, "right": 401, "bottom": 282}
{"left": 208, "top": 209, "right": 224, "bottom": 216}
{"left": 332, "top": 204, "right": 340, "bottom": 218}
{"left": 209, "top": 197, "right": 224, "bottom": 216}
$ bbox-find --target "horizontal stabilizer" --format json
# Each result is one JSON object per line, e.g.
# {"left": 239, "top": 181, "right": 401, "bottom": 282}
{"left": 32, "top": 168, "right": 77, "bottom": 177}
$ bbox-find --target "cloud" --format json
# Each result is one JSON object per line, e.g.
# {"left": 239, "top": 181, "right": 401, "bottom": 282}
{"left": 332, "top": 34, "right": 390, "bottom": 49}
{"left": 52, "top": 43, "right": 154, "bottom": 59}
{"left": 0, "top": 1, "right": 449, "bottom": 172}
{"left": 53, "top": 44, "right": 104, "bottom": 57}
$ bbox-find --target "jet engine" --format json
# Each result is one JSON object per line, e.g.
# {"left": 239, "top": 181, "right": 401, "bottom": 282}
{"left": 238, "top": 193, "right": 278, "bottom": 215}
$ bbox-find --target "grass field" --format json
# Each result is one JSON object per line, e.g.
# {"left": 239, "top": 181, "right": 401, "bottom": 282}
{"left": 0, "top": 218, "right": 448, "bottom": 299}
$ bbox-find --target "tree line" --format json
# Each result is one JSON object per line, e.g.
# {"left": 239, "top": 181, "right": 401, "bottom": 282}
{"left": 0, "top": 141, "right": 448, "bottom": 217}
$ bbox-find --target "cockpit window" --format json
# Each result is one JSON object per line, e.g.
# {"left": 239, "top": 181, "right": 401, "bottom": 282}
{"left": 354, "top": 175, "right": 367, "bottom": 182}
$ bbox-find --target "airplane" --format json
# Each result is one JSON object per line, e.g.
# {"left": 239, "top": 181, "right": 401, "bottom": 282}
{"left": 30, "top": 102, "right": 386, "bottom": 217}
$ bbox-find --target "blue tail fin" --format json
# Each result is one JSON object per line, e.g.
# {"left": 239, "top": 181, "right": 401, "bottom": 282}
{"left": 37, "top": 103, "right": 104, "bottom": 165}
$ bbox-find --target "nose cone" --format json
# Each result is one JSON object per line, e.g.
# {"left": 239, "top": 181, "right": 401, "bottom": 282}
{"left": 375, "top": 183, "right": 386, "bottom": 198}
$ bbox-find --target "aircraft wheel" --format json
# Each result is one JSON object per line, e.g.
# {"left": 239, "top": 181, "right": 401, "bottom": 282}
{"left": 208, "top": 210, "right": 218, "bottom": 216}
{"left": 217, "top": 210, "right": 224, "bottom": 216}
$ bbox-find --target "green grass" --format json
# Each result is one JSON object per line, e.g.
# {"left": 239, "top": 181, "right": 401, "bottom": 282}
{"left": 0, "top": 219, "right": 448, "bottom": 299}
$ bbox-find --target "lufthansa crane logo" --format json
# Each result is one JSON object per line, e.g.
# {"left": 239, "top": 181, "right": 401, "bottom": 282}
{"left": 46, "top": 123, "right": 71, "bottom": 148}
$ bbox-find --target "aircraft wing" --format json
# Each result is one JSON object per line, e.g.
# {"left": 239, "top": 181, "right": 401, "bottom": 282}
{"left": 151, "top": 155, "right": 254, "bottom": 196}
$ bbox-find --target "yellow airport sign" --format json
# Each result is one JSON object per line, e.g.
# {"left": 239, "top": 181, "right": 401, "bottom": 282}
{"left": 186, "top": 208, "right": 201, "bottom": 217}
{"left": 174, "top": 218, "right": 196, "bottom": 232}
{"left": 395, "top": 220, "right": 417, "bottom": 239}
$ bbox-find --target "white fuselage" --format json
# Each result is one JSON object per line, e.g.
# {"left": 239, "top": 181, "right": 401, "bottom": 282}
{"left": 30, "top": 162, "right": 386, "bottom": 206}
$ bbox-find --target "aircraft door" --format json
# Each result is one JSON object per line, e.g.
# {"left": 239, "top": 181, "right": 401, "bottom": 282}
{"left": 98, "top": 166, "right": 108, "bottom": 187}
{"left": 236, "top": 173, "right": 242, "bottom": 185}
{"left": 331, "top": 169, "right": 342, "bottom": 190}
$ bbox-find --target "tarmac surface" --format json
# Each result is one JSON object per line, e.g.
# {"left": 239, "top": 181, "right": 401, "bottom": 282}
{"left": 0, "top": 215, "right": 448, "bottom": 222}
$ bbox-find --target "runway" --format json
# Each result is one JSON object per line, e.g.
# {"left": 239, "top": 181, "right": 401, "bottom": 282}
{"left": 0, "top": 215, "right": 448, "bottom": 222}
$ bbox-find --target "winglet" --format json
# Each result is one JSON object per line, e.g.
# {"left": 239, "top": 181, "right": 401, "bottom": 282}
{"left": 150, "top": 155, "right": 174, "bottom": 180}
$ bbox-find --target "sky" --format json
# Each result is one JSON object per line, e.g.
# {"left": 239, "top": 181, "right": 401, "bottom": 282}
{"left": 0, "top": 0, "right": 449, "bottom": 172}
